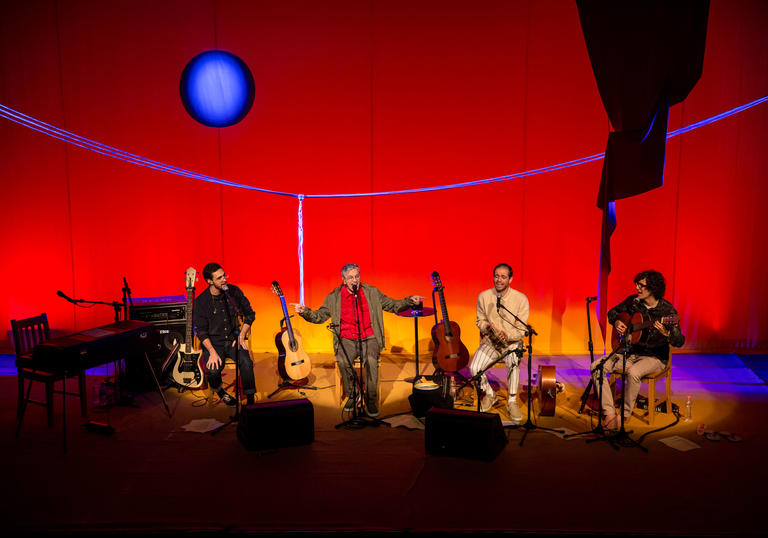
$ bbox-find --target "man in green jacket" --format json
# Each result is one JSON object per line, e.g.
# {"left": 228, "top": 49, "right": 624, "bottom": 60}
{"left": 293, "top": 263, "right": 423, "bottom": 417}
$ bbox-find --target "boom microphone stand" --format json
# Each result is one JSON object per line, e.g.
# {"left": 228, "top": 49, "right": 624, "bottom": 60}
{"left": 496, "top": 303, "right": 564, "bottom": 446}
{"left": 564, "top": 347, "right": 618, "bottom": 446}
{"left": 454, "top": 345, "right": 522, "bottom": 413}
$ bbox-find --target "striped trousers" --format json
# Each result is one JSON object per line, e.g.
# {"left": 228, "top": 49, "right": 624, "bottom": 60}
{"left": 469, "top": 342, "right": 520, "bottom": 402}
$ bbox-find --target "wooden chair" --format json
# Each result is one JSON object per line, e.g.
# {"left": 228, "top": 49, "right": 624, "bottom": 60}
{"left": 12, "top": 313, "right": 88, "bottom": 428}
{"left": 609, "top": 357, "right": 672, "bottom": 425}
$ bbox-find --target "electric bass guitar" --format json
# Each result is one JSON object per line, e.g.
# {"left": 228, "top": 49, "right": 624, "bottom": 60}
{"left": 169, "top": 267, "right": 206, "bottom": 389}
{"left": 610, "top": 311, "right": 680, "bottom": 351}
{"left": 430, "top": 271, "right": 470, "bottom": 372}
{"left": 271, "top": 281, "right": 312, "bottom": 381}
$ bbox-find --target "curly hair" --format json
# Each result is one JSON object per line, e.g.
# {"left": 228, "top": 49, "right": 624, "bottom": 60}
{"left": 634, "top": 270, "right": 666, "bottom": 299}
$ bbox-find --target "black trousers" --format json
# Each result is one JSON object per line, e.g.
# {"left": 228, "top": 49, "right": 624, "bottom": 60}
{"left": 203, "top": 341, "right": 256, "bottom": 395}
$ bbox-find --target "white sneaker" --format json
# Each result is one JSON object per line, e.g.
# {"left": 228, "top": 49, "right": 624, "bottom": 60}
{"left": 507, "top": 400, "right": 523, "bottom": 422}
{"left": 479, "top": 392, "right": 498, "bottom": 413}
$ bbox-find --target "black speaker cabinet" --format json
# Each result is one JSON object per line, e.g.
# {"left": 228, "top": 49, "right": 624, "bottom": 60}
{"left": 425, "top": 407, "right": 507, "bottom": 461}
{"left": 125, "top": 296, "right": 187, "bottom": 390}
{"left": 238, "top": 398, "right": 314, "bottom": 451}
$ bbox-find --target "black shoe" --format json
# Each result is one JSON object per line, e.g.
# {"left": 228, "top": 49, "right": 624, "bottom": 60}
{"left": 366, "top": 400, "right": 379, "bottom": 418}
{"left": 218, "top": 391, "right": 237, "bottom": 407}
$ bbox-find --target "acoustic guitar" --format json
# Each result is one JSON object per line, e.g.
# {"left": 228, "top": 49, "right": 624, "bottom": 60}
{"left": 610, "top": 311, "right": 680, "bottom": 351}
{"left": 430, "top": 271, "right": 470, "bottom": 372}
{"left": 271, "top": 281, "right": 312, "bottom": 381}
{"left": 537, "top": 364, "right": 563, "bottom": 416}
{"left": 169, "top": 267, "right": 206, "bottom": 389}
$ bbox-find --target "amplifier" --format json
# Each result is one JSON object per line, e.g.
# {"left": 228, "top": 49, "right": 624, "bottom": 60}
{"left": 124, "top": 295, "right": 189, "bottom": 390}
{"left": 129, "top": 295, "right": 187, "bottom": 322}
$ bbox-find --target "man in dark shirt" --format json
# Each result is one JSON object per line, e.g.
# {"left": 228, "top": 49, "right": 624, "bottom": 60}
{"left": 592, "top": 269, "right": 684, "bottom": 429}
{"left": 193, "top": 262, "right": 256, "bottom": 406}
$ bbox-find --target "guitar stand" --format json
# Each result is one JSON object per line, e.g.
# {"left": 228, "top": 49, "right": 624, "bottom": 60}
{"left": 268, "top": 316, "right": 317, "bottom": 398}
{"left": 268, "top": 377, "right": 317, "bottom": 398}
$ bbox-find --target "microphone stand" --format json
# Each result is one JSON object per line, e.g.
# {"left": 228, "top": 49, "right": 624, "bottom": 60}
{"left": 334, "top": 286, "right": 382, "bottom": 429}
{"left": 211, "top": 288, "right": 243, "bottom": 435}
{"left": 454, "top": 345, "right": 522, "bottom": 413}
{"left": 564, "top": 347, "right": 619, "bottom": 447}
{"left": 587, "top": 301, "right": 647, "bottom": 452}
{"left": 578, "top": 296, "right": 597, "bottom": 414}
{"left": 497, "top": 303, "right": 564, "bottom": 446}
{"left": 122, "top": 277, "right": 134, "bottom": 321}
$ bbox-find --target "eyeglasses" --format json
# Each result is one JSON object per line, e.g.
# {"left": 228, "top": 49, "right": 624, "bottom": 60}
{"left": 635, "top": 282, "right": 648, "bottom": 290}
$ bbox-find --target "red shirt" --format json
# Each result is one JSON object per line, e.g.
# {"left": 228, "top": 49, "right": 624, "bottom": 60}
{"left": 340, "top": 286, "right": 374, "bottom": 340}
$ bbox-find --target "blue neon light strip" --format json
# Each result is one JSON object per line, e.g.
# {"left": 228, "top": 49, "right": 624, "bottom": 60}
{"left": 1, "top": 94, "right": 766, "bottom": 199}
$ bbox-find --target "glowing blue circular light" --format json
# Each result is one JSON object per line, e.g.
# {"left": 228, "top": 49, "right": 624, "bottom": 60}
{"left": 180, "top": 50, "right": 255, "bottom": 127}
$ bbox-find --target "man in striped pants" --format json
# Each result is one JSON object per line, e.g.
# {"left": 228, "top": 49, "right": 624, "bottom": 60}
{"left": 469, "top": 263, "right": 529, "bottom": 423}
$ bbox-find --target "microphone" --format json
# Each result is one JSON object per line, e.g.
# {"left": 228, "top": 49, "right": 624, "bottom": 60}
{"left": 586, "top": 296, "right": 597, "bottom": 302}
{"left": 352, "top": 284, "right": 358, "bottom": 295}
{"left": 496, "top": 293, "right": 502, "bottom": 310}
{"left": 221, "top": 284, "right": 229, "bottom": 292}
{"left": 57, "top": 290, "right": 74, "bottom": 303}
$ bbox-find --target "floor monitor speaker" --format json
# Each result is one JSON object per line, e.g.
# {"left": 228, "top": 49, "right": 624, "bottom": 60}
{"left": 425, "top": 407, "right": 507, "bottom": 461}
{"left": 238, "top": 398, "right": 314, "bottom": 451}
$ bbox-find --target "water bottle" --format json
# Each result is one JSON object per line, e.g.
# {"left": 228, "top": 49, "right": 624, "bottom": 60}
{"left": 684, "top": 395, "right": 693, "bottom": 421}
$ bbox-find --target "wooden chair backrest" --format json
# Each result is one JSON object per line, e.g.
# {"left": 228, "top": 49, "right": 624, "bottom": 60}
{"left": 10, "top": 313, "right": 50, "bottom": 357}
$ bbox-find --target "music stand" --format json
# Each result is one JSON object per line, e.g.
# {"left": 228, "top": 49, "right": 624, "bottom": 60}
{"left": 396, "top": 303, "right": 435, "bottom": 383}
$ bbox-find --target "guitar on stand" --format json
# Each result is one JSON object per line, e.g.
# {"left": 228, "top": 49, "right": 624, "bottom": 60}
{"left": 430, "top": 271, "right": 470, "bottom": 401}
{"left": 268, "top": 281, "right": 316, "bottom": 398}
{"left": 167, "top": 267, "right": 206, "bottom": 390}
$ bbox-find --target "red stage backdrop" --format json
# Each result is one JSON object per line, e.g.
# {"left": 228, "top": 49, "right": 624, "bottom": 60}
{"left": 1, "top": 0, "right": 766, "bottom": 355}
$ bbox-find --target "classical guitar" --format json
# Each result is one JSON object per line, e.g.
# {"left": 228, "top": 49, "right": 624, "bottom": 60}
{"left": 430, "top": 271, "right": 470, "bottom": 372}
{"left": 610, "top": 311, "right": 680, "bottom": 351}
{"left": 271, "top": 281, "right": 312, "bottom": 381}
{"left": 169, "top": 267, "right": 206, "bottom": 389}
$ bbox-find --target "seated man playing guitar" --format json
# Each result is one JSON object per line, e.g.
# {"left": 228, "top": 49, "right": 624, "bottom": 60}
{"left": 593, "top": 270, "right": 685, "bottom": 430}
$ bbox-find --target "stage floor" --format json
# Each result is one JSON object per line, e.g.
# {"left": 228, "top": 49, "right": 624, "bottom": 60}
{"left": 3, "top": 351, "right": 767, "bottom": 535}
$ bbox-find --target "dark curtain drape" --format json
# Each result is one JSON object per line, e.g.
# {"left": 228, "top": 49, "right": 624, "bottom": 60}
{"left": 577, "top": 0, "right": 709, "bottom": 337}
